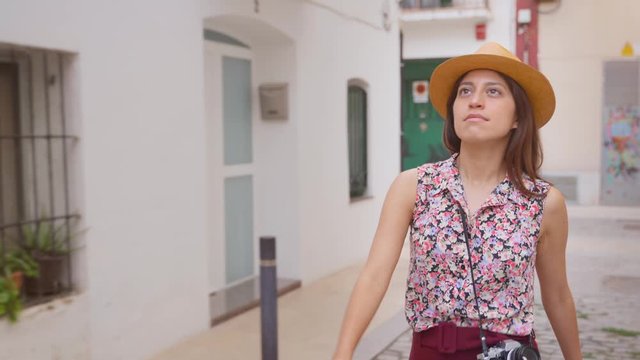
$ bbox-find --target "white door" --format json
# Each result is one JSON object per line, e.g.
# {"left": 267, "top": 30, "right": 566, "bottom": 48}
{"left": 204, "top": 41, "right": 256, "bottom": 293}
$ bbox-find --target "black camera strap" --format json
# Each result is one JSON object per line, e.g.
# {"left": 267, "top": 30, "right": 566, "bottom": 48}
{"left": 458, "top": 203, "right": 537, "bottom": 359}
{"left": 458, "top": 204, "right": 490, "bottom": 358}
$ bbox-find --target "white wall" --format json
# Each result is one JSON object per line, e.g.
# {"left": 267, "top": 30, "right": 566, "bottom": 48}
{"left": 295, "top": 2, "right": 401, "bottom": 281}
{"left": 205, "top": 0, "right": 401, "bottom": 283}
{"left": 402, "top": 0, "right": 516, "bottom": 59}
{"left": 81, "top": 2, "right": 210, "bottom": 359}
{"left": 1, "top": 0, "right": 402, "bottom": 358}
{"left": 0, "top": 295, "right": 90, "bottom": 359}
{"left": 0, "top": 1, "right": 211, "bottom": 359}
{"left": 538, "top": 0, "right": 640, "bottom": 204}
{"left": 253, "top": 42, "right": 301, "bottom": 280}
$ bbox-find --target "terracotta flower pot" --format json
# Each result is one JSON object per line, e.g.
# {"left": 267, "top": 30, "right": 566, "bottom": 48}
{"left": 10, "top": 271, "right": 24, "bottom": 290}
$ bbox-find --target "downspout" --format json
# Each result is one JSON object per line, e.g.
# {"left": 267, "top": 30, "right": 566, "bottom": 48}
{"left": 515, "top": 0, "right": 539, "bottom": 69}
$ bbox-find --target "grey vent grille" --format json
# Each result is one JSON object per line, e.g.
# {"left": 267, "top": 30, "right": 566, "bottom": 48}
{"left": 603, "top": 61, "right": 639, "bottom": 106}
{"left": 545, "top": 175, "right": 578, "bottom": 202}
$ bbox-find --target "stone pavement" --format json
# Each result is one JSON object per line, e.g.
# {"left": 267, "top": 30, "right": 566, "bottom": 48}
{"left": 372, "top": 216, "right": 640, "bottom": 360}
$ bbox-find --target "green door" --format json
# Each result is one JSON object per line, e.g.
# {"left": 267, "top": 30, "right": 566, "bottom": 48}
{"left": 401, "top": 58, "right": 450, "bottom": 170}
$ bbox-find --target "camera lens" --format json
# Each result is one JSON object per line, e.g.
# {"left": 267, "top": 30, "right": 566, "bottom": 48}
{"left": 508, "top": 345, "right": 540, "bottom": 360}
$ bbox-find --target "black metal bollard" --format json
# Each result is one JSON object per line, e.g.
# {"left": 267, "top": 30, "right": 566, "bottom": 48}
{"left": 260, "top": 236, "right": 278, "bottom": 360}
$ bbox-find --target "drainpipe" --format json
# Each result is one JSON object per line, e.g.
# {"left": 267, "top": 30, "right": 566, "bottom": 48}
{"left": 515, "top": 0, "right": 539, "bottom": 69}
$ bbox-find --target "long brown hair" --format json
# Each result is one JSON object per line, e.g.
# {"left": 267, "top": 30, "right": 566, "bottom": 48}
{"left": 442, "top": 71, "right": 544, "bottom": 198}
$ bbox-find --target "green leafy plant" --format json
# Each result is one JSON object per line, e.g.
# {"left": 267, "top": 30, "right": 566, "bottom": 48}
{"left": 0, "top": 274, "right": 22, "bottom": 322}
{"left": 21, "top": 222, "right": 70, "bottom": 257}
{"left": 2, "top": 249, "right": 40, "bottom": 278}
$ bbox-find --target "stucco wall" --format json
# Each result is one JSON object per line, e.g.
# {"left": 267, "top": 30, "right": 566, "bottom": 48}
{"left": 538, "top": 0, "right": 640, "bottom": 203}
{"left": 293, "top": 2, "right": 401, "bottom": 282}
{"left": 0, "top": 0, "right": 402, "bottom": 358}
{"left": 0, "top": 1, "right": 210, "bottom": 359}
{"left": 402, "top": 0, "right": 516, "bottom": 59}
{"left": 205, "top": 0, "right": 401, "bottom": 283}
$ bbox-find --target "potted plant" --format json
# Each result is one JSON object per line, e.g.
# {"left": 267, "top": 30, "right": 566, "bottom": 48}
{"left": 0, "top": 248, "right": 38, "bottom": 322}
{"left": 0, "top": 273, "right": 22, "bottom": 322}
{"left": 1, "top": 248, "right": 40, "bottom": 291}
{"left": 21, "top": 222, "right": 69, "bottom": 296}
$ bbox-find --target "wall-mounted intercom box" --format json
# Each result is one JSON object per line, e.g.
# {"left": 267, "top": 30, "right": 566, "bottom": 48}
{"left": 259, "top": 83, "right": 288, "bottom": 120}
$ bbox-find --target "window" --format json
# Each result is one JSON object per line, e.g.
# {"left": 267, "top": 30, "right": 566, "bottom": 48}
{"left": 347, "top": 83, "right": 368, "bottom": 198}
{"left": 0, "top": 46, "right": 79, "bottom": 306}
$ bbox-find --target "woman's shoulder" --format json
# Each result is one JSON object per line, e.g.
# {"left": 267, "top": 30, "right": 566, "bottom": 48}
{"left": 383, "top": 168, "right": 419, "bottom": 213}
{"left": 394, "top": 168, "right": 418, "bottom": 191}
{"left": 543, "top": 186, "right": 566, "bottom": 211}
{"left": 540, "top": 186, "right": 568, "bottom": 237}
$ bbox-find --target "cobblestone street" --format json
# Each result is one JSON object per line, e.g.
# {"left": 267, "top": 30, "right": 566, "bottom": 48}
{"left": 373, "top": 217, "right": 640, "bottom": 360}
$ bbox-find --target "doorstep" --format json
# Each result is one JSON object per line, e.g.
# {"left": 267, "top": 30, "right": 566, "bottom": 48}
{"left": 209, "top": 276, "right": 301, "bottom": 326}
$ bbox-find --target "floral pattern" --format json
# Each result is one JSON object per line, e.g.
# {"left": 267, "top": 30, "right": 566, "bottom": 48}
{"left": 405, "top": 154, "right": 550, "bottom": 336}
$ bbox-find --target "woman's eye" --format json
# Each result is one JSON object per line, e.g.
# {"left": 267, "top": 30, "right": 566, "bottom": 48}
{"left": 487, "top": 88, "right": 501, "bottom": 96}
{"left": 458, "top": 88, "right": 471, "bottom": 96}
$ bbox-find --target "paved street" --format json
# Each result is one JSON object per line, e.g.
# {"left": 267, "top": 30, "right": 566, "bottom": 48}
{"left": 373, "top": 217, "right": 640, "bottom": 360}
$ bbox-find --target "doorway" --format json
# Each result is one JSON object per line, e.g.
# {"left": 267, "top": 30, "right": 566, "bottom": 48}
{"left": 401, "top": 58, "right": 449, "bottom": 170}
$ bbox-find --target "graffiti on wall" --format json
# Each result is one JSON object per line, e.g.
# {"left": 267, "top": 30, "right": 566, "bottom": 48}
{"left": 604, "top": 106, "right": 640, "bottom": 178}
{"left": 602, "top": 106, "right": 640, "bottom": 205}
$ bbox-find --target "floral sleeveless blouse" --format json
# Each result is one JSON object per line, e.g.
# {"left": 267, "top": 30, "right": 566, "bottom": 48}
{"left": 405, "top": 154, "right": 550, "bottom": 336}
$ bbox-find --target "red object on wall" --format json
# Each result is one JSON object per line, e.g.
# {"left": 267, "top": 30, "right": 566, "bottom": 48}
{"left": 475, "top": 23, "right": 487, "bottom": 41}
{"left": 515, "top": 0, "right": 539, "bottom": 69}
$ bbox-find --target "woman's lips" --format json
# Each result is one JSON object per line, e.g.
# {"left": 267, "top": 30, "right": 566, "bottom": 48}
{"left": 464, "top": 114, "right": 488, "bottom": 122}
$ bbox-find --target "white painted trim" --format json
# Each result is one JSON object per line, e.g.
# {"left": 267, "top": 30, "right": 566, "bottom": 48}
{"left": 205, "top": 41, "right": 252, "bottom": 60}
{"left": 222, "top": 163, "right": 255, "bottom": 178}
{"left": 204, "top": 39, "right": 257, "bottom": 293}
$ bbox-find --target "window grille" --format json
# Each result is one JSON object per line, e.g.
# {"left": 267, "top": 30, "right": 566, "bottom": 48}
{"left": 348, "top": 85, "right": 368, "bottom": 198}
{"left": 0, "top": 45, "right": 80, "bottom": 306}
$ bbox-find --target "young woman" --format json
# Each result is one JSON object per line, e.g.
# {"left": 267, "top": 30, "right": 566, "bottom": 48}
{"left": 333, "top": 43, "right": 582, "bottom": 359}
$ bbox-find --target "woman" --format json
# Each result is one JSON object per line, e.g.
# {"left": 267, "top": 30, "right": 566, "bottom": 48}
{"left": 333, "top": 42, "right": 582, "bottom": 359}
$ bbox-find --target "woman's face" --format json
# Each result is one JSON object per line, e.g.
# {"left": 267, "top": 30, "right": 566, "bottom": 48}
{"left": 452, "top": 69, "right": 517, "bottom": 145}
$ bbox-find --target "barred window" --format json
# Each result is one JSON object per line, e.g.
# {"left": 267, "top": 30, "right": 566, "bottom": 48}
{"left": 347, "top": 83, "right": 368, "bottom": 198}
{"left": 0, "top": 45, "right": 79, "bottom": 308}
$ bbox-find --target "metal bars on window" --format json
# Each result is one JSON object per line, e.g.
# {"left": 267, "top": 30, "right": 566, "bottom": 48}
{"left": 0, "top": 45, "right": 79, "bottom": 303}
{"left": 348, "top": 85, "right": 368, "bottom": 198}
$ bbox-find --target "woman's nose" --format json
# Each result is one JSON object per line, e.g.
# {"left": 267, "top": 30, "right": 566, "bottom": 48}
{"left": 469, "top": 93, "right": 484, "bottom": 108}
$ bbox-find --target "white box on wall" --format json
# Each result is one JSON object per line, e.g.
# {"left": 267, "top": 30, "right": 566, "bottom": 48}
{"left": 259, "top": 83, "right": 288, "bottom": 120}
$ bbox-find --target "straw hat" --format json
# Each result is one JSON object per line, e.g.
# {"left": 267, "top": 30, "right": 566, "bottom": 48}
{"left": 429, "top": 42, "right": 556, "bottom": 128}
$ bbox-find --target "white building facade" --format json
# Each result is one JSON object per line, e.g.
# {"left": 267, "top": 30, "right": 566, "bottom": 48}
{"left": 0, "top": 0, "right": 400, "bottom": 359}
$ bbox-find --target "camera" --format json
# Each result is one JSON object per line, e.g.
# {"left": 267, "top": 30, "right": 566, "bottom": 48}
{"left": 476, "top": 339, "right": 541, "bottom": 360}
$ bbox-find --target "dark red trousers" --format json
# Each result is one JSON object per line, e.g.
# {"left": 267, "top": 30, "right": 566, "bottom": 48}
{"left": 409, "top": 322, "right": 537, "bottom": 359}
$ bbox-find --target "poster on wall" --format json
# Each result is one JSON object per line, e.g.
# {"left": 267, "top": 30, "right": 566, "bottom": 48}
{"left": 601, "top": 105, "right": 640, "bottom": 205}
{"left": 412, "top": 80, "right": 429, "bottom": 103}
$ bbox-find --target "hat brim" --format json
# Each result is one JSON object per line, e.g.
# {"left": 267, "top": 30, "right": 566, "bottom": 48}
{"left": 429, "top": 54, "right": 556, "bottom": 128}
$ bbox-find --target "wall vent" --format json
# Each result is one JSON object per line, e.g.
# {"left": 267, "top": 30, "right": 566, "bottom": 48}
{"left": 544, "top": 175, "right": 578, "bottom": 203}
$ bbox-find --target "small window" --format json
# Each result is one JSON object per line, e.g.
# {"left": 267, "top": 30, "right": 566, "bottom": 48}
{"left": 347, "top": 85, "right": 368, "bottom": 198}
{"left": 0, "top": 46, "right": 80, "bottom": 309}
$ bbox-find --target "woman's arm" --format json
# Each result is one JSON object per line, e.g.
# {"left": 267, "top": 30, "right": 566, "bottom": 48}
{"left": 332, "top": 169, "right": 417, "bottom": 360}
{"left": 536, "top": 187, "right": 582, "bottom": 360}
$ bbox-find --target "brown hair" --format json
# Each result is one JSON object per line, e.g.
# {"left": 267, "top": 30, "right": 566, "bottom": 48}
{"left": 442, "top": 71, "right": 544, "bottom": 198}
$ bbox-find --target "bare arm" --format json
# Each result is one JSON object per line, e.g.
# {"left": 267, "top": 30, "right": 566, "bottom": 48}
{"left": 536, "top": 187, "right": 582, "bottom": 360}
{"left": 332, "top": 169, "right": 417, "bottom": 360}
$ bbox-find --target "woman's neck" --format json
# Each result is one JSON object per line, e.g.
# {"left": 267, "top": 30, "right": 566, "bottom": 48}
{"left": 456, "top": 143, "right": 508, "bottom": 186}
